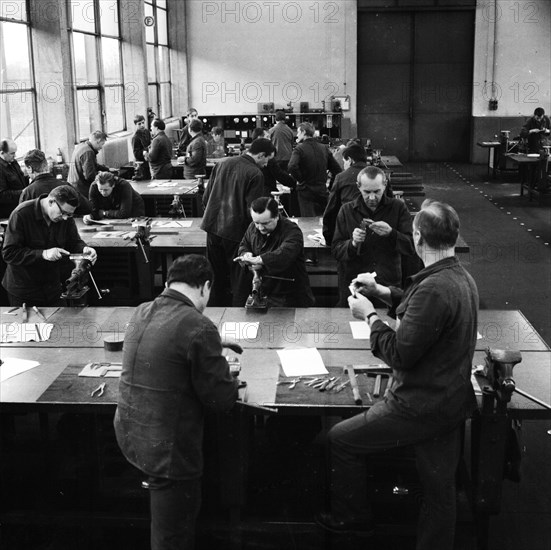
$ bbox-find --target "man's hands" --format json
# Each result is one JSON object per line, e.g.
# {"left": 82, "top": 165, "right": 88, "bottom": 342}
{"left": 350, "top": 272, "right": 378, "bottom": 297}
{"left": 234, "top": 253, "right": 263, "bottom": 270}
{"left": 82, "top": 214, "right": 94, "bottom": 225}
{"left": 83, "top": 246, "right": 98, "bottom": 264}
{"left": 352, "top": 220, "right": 392, "bottom": 247}
{"left": 348, "top": 292, "right": 376, "bottom": 321}
{"left": 42, "top": 248, "right": 70, "bottom": 261}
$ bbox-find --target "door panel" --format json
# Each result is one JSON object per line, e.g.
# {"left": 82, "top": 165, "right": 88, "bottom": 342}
{"left": 357, "top": 9, "right": 474, "bottom": 161}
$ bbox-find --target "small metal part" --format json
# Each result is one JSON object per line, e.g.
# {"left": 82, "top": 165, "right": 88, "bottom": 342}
{"left": 91, "top": 382, "right": 106, "bottom": 397}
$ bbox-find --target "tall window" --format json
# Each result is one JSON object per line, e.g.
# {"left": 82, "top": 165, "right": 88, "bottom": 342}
{"left": 68, "top": 0, "right": 125, "bottom": 140}
{"left": 0, "top": 0, "right": 37, "bottom": 153}
{"left": 145, "top": 0, "right": 171, "bottom": 119}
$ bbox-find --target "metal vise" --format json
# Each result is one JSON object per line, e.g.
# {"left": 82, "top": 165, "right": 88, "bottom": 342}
{"left": 483, "top": 348, "right": 522, "bottom": 403}
{"left": 132, "top": 218, "right": 152, "bottom": 263}
{"left": 62, "top": 254, "right": 105, "bottom": 301}
{"left": 245, "top": 271, "right": 268, "bottom": 311}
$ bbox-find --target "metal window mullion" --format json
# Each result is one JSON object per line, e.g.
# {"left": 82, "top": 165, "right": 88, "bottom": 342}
{"left": 26, "top": 8, "right": 39, "bottom": 149}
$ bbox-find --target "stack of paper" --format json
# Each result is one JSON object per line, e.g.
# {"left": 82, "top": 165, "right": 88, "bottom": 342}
{"left": 277, "top": 348, "right": 328, "bottom": 377}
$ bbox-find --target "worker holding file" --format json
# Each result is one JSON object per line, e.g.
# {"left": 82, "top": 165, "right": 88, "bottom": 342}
{"left": 319, "top": 200, "right": 479, "bottom": 550}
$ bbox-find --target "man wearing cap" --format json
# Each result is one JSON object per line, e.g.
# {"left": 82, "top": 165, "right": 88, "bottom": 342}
{"left": 0, "top": 138, "right": 27, "bottom": 218}
{"left": 20, "top": 149, "right": 62, "bottom": 202}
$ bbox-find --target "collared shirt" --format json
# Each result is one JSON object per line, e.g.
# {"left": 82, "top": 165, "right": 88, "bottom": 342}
{"left": 370, "top": 256, "right": 479, "bottom": 424}
{"left": 331, "top": 193, "right": 414, "bottom": 288}
{"left": 201, "top": 155, "right": 264, "bottom": 242}
{"left": 2, "top": 195, "right": 86, "bottom": 302}
{"left": 114, "top": 288, "right": 238, "bottom": 479}
{"left": 237, "top": 216, "right": 315, "bottom": 307}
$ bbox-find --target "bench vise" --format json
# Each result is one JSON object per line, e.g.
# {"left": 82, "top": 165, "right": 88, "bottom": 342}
{"left": 245, "top": 271, "right": 268, "bottom": 311}
{"left": 62, "top": 254, "right": 106, "bottom": 301}
{"left": 483, "top": 347, "right": 521, "bottom": 403}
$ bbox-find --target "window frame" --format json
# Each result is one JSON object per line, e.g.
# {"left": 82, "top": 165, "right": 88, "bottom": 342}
{"left": 68, "top": 0, "right": 127, "bottom": 141}
{"left": 0, "top": 0, "right": 39, "bottom": 154}
{"left": 144, "top": 0, "right": 172, "bottom": 119}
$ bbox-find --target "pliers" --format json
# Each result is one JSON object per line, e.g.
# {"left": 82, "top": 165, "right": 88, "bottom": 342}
{"left": 91, "top": 382, "right": 106, "bottom": 397}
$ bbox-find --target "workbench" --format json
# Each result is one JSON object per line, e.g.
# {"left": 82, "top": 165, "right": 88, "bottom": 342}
{"left": 1, "top": 306, "right": 549, "bottom": 548}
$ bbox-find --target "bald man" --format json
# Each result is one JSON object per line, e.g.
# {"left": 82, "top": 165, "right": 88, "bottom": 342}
{"left": 0, "top": 138, "right": 27, "bottom": 218}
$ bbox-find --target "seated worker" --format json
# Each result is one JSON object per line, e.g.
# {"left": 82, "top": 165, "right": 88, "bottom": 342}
{"left": 2, "top": 185, "right": 97, "bottom": 306}
{"left": 208, "top": 126, "right": 226, "bottom": 158}
{"left": 176, "top": 107, "right": 199, "bottom": 157}
{"left": 0, "top": 138, "right": 27, "bottom": 218}
{"left": 331, "top": 166, "right": 414, "bottom": 307}
{"left": 131, "top": 114, "right": 152, "bottom": 180}
{"left": 178, "top": 119, "right": 207, "bottom": 179}
{"left": 233, "top": 196, "right": 315, "bottom": 308}
{"left": 520, "top": 107, "right": 551, "bottom": 153}
{"left": 20, "top": 149, "right": 61, "bottom": 202}
{"left": 67, "top": 130, "right": 109, "bottom": 214}
{"left": 84, "top": 171, "right": 145, "bottom": 222}
{"left": 322, "top": 143, "right": 368, "bottom": 245}
{"left": 114, "top": 254, "right": 238, "bottom": 550}
{"left": 320, "top": 200, "right": 478, "bottom": 550}
{"left": 145, "top": 118, "right": 173, "bottom": 180}
{"left": 251, "top": 128, "right": 296, "bottom": 195}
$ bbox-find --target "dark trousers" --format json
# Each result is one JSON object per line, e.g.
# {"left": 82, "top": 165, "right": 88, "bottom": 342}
{"left": 146, "top": 476, "right": 201, "bottom": 550}
{"left": 205, "top": 233, "right": 240, "bottom": 306}
{"left": 328, "top": 401, "right": 462, "bottom": 550}
{"left": 297, "top": 187, "right": 328, "bottom": 217}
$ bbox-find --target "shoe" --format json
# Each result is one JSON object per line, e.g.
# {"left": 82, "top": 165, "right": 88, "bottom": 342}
{"left": 315, "top": 512, "right": 374, "bottom": 535}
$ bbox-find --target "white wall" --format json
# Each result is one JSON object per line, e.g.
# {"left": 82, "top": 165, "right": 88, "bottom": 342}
{"left": 473, "top": 0, "right": 551, "bottom": 117}
{"left": 184, "top": 0, "right": 357, "bottom": 131}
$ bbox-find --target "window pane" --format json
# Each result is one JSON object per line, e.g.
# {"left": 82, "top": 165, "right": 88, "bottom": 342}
{"left": 158, "top": 45, "right": 169, "bottom": 82}
{"left": 70, "top": 0, "right": 96, "bottom": 33}
{"left": 101, "top": 37, "right": 122, "bottom": 85}
{"left": 0, "top": 0, "right": 27, "bottom": 21}
{"left": 0, "top": 91, "right": 36, "bottom": 152}
{"left": 73, "top": 32, "right": 98, "bottom": 85}
{"left": 146, "top": 44, "right": 155, "bottom": 82}
{"left": 157, "top": 0, "right": 166, "bottom": 9}
{"left": 148, "top": 84, "right": 158, "bottom": 113}
{"left": 99, "top": 0, "right": 119, "bottom": 36}
{"left": 144, "top": 2, "right": 154, "bottom": 43}
{"left": 157, "top": 8, "right": 167, "bottom": 45}
{"left": 0, "top": 22, "right": 32, "bottom": 85}
{"left": 105, "top": 85, "right": 125, "bottom": 133}
{"left": 76, "top": 88, "right": 102, "bottom": 140}
{"left": 160, "top": 83, "right": 171, "bottom": 119}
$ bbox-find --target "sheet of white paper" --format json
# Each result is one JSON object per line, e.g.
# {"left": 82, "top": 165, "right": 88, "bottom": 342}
{"left": 93, "top": 231, "right": 127, "bottom": 238}
{"left": 0, "top": 323, "right": 54, "bottom": 343}
{"left": 152, "top": 220, "right": 193, "bottom": 228}
{"left": 221, "top": 322, "right": 259, "bottom": 340}
{"left": 471, "top": 374, "right": 483, "bottom": 395}
{"left": 350, "top": 321, "right": 371, "bottom": 339}
{"left": 277, "top": 348, "right": 328, "bottom": 377}
{"left": 0, "top": 358, "right": 41, "bottom": 383}
{"left": 477, "top": 331, "right": 482, "bottom": 340}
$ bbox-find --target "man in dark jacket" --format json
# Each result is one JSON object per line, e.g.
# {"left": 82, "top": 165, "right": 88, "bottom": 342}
{"left": 176, "top": 108, "right": 199, "bottom": 157}
{"left": 131, "top": 114, "right": 151, "bottom": 180}
{"left": 520, "top": 107, "right": 551, "bottom": 153}
{"left": 114, "top": 254, "right": 238, "bottom": 550}
{"left": 201, "top": 138, "right": 276, "bottom": 306}
{"left": 2, "top": 185, "right": 97, "bottom": 306}
{"left": 331, "top": 166, "right": 414, "bottom": 306}
{"left": 322, "top": 143, "right": 368, "bottom": 245}
{"left": 84, "top": 171, "right": 145, "bottom": 221}
{"left": 234, "top": 197, "right": 314, "bottom": 307}
{"left": 320, "top": 200, "right": 478, "bottom": 550}
{"left": 179, "top": 119, "right": 207, "bottom": 179}
{"left": 146, "top": 118, "right": 173, "bottom": 180}
{"left": 20, "top": 149, "right": 61, "bottom": 202}
{"left": 269, "top": 110, "right": 294, "bottom": 170}
{"left": 67, "top": 130, "right": 109, "bottom": 214}
{"left": 288, "top": 122, "right": 342, "bottom": 217}
{"left": 0, "top": 138, "right": 27, "bottom": 218}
